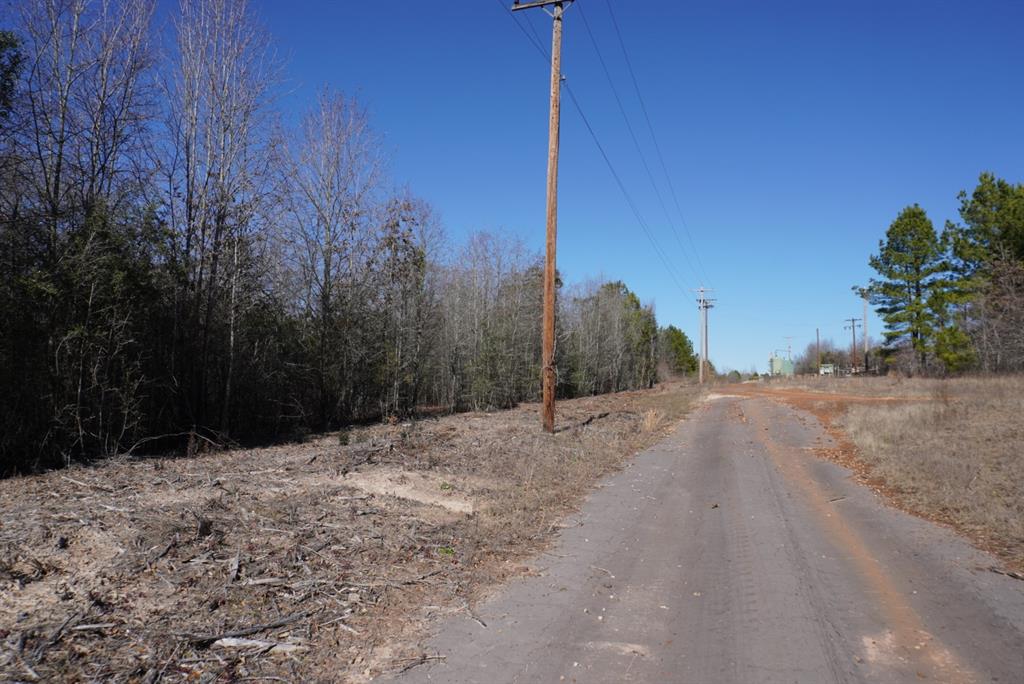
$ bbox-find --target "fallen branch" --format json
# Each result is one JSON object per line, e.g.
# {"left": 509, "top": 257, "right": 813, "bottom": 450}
{"left": 212, "top": 637, "right": 308, "bottom": 655}
{"left": 580, "top": 411, "right": 611, "bottom": 427}
{"left": 71, "top": 623, "right": 116, "bottom": 632}
{"left": 317, "top": 615, "right": 360, "bottom": 635}
{"left": 555, "top": 412, "right": 613, "bottom": 433}
{"left": 348, "top": 568, "right": 445, "bottom": 590}
{"left": 987, "top": 566, "right": 1024, "bottom": 581}
{"left": 462, "top": 601, "right": 487, "bottom": 629}
{"left": 182, "top": 612, "right": 309, "bottom": 645}
{"left": 33, "top": 611, "right": 81, "bottom": 660}
{"left": 145, "top": 536, "right": 178, "bottom": 569}
{"left": 392, "top": 653, "right": 446, "bottom": 675}
{"left": 124, "top": 430, "right": 226, "bottom": 457}
{"left": 59, "top": 475, "right": 114, "bottom": 493}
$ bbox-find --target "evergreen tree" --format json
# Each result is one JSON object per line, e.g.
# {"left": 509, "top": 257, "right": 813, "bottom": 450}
{"left": 659, "top": 325, "right": 697, "bottom": 375}
{"left": 946, "top": 173, "right": 1024, "bottom": 371}
{"left": 864, "top": 205, "right": 949, "bottom": 369}
{"left": 948, "top": 172, "right": 1024, "bottom": 277}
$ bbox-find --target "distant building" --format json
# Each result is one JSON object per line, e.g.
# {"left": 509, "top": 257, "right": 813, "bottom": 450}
{"left": 769, "top": 355, "right": 794, "bottom": 377}
{"left": 819, "top": 363, "right": 835, "bottom": 376}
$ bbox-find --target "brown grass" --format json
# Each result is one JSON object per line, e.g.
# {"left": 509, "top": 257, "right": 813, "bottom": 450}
{"left": 0, "top": 382, "right": 699, "bottom": 682}
{"left": 640, "top": 408, "right": 664, "bottom": 433}
{"left": 765, "top": 374, "right": 940, "bottom": 398}
{"left": 836, "top": 376, "right": 1024, "bottom": 568}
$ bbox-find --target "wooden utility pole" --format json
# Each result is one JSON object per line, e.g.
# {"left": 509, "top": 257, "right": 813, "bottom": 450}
{"left": 704, "top": 302, "right": 712, "bottom": 380}
{"left": 816, "top": 328, "right": 821, "bottom": 374}
{"left": 697, "top": 290, "right": 704, "bottom": 385}
{"left": 512, "top": 0, "right": 572, "bottom": 433}
{"left": 844, "top": 318, "right": 861, "bottom": 373}
{"left": 862, "top": 296, "right": 869, "bottom": 373}
{"left": 695, "top": 287, "right": 714, "bottom": 384}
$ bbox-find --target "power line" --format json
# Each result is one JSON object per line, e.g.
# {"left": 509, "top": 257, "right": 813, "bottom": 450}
{"left": 522, "top": 7, "right": 551, "bottom": 62}
{"left": 603, "top": 0, "right": 712, "bottom": 287}
{"left": 493, "top": 0, "right": 693, "bottom": 297}
{"left": 563, "top": 83, "right": 691, "bottom": 296}
{"left": 576, "top": 1, "right": 703, "bottom": 289}
{"left": 495, "top": 0, "right": 548, "bottom": 61}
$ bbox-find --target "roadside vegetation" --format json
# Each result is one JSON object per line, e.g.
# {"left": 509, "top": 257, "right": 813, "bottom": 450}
{"left": 856, "top": 173, "right": 1023, "bottom": 375}
{"left": 790, "top": 173, "right": 1023, "bottom": 378}
{"left": 0, "top": 383, "right": 699, "bottom": 682}
{"left": 760, "top": 375, "right": 1024, "bottom": 570}
{"left": 837, "top": 376, "right": 1024, "bottom": 568}
{"left": 0, "top": 2, "right": 700, "bottom": 475}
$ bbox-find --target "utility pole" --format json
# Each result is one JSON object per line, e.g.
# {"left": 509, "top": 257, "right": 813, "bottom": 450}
{"left": 816, "top": 328, "right": 821, "bottom": 374}
{"left": 697, "top": 289, "right": 705, "bottom": 385}
{"left": 704, "top": 300, "right": 712, "bottom": 381}
{"left": 783, "top": 336, "right": 795, "bottom": 361}
{"left": 844, "top": 318, "right": 861, "bottom": 373}
{"left": 512, "top": 0, "right": 573, "bottom": 433}
{"left": 862, "top": 296, "right": 869, "bottom": 373}
{"left": 695, "top": 287, "right": 714, "bottom": 384}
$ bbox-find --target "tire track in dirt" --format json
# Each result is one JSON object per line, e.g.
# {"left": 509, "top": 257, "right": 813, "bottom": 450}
{"left": 727, "top": 399, "right": 855, "bottom": 683}
{"left": 742, "top": 398, "right": 977, "bottom": 684}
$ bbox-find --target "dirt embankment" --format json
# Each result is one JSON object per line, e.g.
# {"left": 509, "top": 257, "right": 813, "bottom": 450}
{"left": 731, "top": 377, "right": 1024, "bottom": 574}
{"left": 0, "top": 383, "right": 699, "bottom": 683}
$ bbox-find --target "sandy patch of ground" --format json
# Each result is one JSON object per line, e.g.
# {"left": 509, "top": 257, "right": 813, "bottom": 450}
{"left": 343, "top": 466, "right": 476, "bottom": 515}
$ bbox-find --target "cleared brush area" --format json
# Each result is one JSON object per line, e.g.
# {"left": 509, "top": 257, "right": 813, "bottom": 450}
{"left": 837, "top": 376, "right": 1024, "bottom": 568}
{"left": 0, "top": 383, "right": 698, "bottom": 683}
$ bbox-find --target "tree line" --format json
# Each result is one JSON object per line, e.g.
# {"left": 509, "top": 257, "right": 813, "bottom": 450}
{"left": 0, "top": 0, "right": 698, "bottom": 475}
{"left": 861, "top": 172, "right": 1024, "bottom": 374}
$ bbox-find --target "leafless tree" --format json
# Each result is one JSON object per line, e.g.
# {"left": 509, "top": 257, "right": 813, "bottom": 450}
{"left": 0, "top": 0, "right": 674, "bottom": 473}
{"left": 9, "top": 0, "right": 156, "bottom": 459}
{"left": 280, "top": 88, "right": 383, "bottom": 426}
{"left": 17, "top": 0, "right": 154, "bottom": 235}
{"left": 970, "top": 257, "right": 1024, "bottom": 372}
{"left": 164, "top": 0, "right": 280, "bottom": 432}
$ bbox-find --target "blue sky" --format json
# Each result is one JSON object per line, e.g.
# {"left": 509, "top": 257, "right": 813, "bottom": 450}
{"left": 240, "top": 0, "right": 1021, "bottom": 372}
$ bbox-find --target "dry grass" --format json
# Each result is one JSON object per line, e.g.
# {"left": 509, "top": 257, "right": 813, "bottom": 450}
{"left": 767, "top": 374, "right": 940, "bottom": 398}
{"left": 835, "top": 376, "right": 1024, "bottom": 567}
{"left": 0, "top": 382, "right": 699, "bottom": 683}
{"left": 640, "top": 408, "right": 664, "bottom": 433}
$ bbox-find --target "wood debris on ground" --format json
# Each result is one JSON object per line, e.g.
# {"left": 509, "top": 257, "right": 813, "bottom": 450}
{"left": 0, "top": 383, "right": 697, "bottom": 682}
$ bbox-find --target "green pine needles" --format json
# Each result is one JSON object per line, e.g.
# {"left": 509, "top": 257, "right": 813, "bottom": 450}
{"left": 862, "top": 173, "right": 1024, "bottom": 373}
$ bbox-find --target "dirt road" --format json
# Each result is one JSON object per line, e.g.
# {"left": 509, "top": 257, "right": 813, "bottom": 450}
{"left": 393, "top": 393, "right": 1024, "bottom": 683}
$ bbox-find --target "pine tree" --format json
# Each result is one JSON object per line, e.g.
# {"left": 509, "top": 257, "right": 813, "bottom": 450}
{"left": 659, "top": 325, "right": 698, "bottom": 375}
{"left": 945, "top": 173, "right": 1024, "bottom": 371}
{"left": 864, "top": 205, "right": 949, "bottom": 370}
{"left": 948, "top": 172, "right": 1024, "bottom": 277}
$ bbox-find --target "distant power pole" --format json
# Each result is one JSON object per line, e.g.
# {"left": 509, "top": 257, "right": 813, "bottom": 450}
{"left": 844, "top": 317, "right": 861, "bottom": 373}
{"left": 816, "top": 328, "right": 821, "bottom": 373}
{"left": 862, "top": 296, "right": 869, "bottom": 373}
{"left": 696, "top": 287, "right": 714, "bottom": 384}
{"left": 512, "top": 0, "right": 573, "bottom": 433}
{"left": 783, "top": 336, "right": 795, "bottom": 361}
{"left": 697, "top": 289, "right": 705, "bottom": 384}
